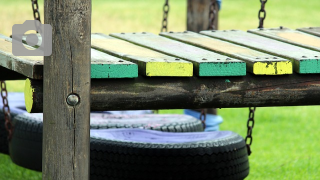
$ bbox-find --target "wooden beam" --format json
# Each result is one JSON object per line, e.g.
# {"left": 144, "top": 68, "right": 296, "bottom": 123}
{"left": 187, "top": 0, "right": 219, "bottom": 32}
{"left": 297, "top": 27, "right": 320, "bottom": 37}
{"left": 25, "top": 73, "right": 320, "bottom": 113}
{"left": 43, "top": 0, "right": 91, "bottom": 179}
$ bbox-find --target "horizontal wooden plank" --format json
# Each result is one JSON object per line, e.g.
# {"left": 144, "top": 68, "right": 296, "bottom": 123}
{"left": 201, "top": 30, "right": 320, "bottom": 74}
{"left": 110, "top": 32, "right": 246, "bottom": 76}
{"left": 161, "top": 31, "right": 292, "bottom": 75}
{"left": 0, "top": 34, "right": 138, "bottom": 79}
{"left": 25, "top": 73, "right": 320, "bottom": 112}
{"left": 91, "top": 33, "right": 193, "bottom": 77}
{"left": 249, "top": 27, "right": 320, "bottom": 52}
{"left": 297, "top": 27, "right": 320, "bottom": 37}
{"left": 0, "top": 34, "right": 43, "bottom": 79}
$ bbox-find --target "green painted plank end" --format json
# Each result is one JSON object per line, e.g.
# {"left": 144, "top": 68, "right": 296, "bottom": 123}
{"left": 299, "top": 59, "right": 320, "bottom": 74}
{"left": 91, "top": 64, "right": 138, "bottom": 78}
{"left": 199, "top": 62, "right": 246, "bottom": 76}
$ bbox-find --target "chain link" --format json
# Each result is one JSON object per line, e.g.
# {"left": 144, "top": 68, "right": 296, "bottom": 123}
{"left": 199, "top": 109, "right": 207, "bottom": 129}
{"left": 208, "top": 0, "right": 217, "bottom": 30}
{"left": 1, "top": 81, "right": 13, "bottom": 141}
{"left": 245, "top": 107, "right": 256, "bottom": 156}
{"left": 258, "top": 0, "right": 267, "bottom": 28}
{"left": 161, "top": 0, "right": 170, "bottom": 32}
{"left": 31, "top": 0, "right": 41, "bottom": 23}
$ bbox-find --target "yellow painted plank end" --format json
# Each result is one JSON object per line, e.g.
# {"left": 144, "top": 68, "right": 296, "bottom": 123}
{"left": 253, "top": 61, "right": 292, "bottom": 75}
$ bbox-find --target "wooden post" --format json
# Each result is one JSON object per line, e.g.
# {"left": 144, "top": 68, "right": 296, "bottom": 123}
{"left": 187, "top": 0, "right": 219, "bottom": 114}
{"left": 43, "top": 0, "right": 91, "bottom": 179}
{"left": 187, "top": 0, "right": 219, "bottom": 32}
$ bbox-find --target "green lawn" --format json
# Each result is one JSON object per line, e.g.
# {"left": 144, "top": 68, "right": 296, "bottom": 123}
{"left": 1, "top": 0, "right": 320, "bottom": 179}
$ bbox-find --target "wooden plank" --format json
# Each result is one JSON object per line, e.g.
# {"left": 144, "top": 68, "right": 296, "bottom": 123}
{"left": 0, "top": 34, "right": 138, "bottom": 79}
{"left": 91, "top": 33, "right": 193, "bottom": 77}
{"left": 43, "top": 0, "right": 91, "bottom": 179}
{"left": 187, "top": 0, "right": 219, "bottom": 32}
{"left": 249, "top": 27, "right": 320, "bottom": 52}
{"left": 90, "top": 49, "right": 138, "bottom": 78}
{"left": 297, "top": 27, "right": 320, "bottom": 37}
{"left": 0, "top": 34, "right": 43, "bottom": 79}
{"left": 111, "top": 32, "right": 246, "bottom": 76}
{"left": 201, "top": 30, "right": 320, "bottom": 74}
{"left": 25, "top": 73, "right": 320, "bottom": 113}
{"left": 161, "top": 31, "right": 292, "bottom": 75}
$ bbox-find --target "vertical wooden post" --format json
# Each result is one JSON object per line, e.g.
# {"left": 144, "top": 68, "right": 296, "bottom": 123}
{"left": 43, "top": 0, "right": 91, "bottom": 179}
{"left": 187, "top": 0, "right": 219, "bottom": 32}
{"left": 187, "top": 0, "right": 218, "bottom": 115}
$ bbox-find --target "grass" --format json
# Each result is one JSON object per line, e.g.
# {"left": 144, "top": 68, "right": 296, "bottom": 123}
{"left": 1, "top": 0, "right": 320, "bottom": 179}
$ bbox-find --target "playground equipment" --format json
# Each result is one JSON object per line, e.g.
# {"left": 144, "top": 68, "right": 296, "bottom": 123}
{"left": 1, "top": 0, "right": 320, "bottom": 179}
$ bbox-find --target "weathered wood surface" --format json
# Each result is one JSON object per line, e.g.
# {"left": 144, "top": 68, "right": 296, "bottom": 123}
{"left": 249, "top": 27, "right": 320, "bottom": 52}
{"left": 161, "top": 31, "right": 292, "bottom": 75}
{"left": 25, "top": 73, "right": 320, "bottom": 113}
{"left": 0, "top": 34, "right": 43, "bottom": 79}
{"left": 187, "top": 0, "right": 219, "bottom": 32}
{"left": 111, "top": 32, "right": 246, "bottom": 76}
{"left": 201, "top": 30, "right": 320, "bottom": 74}
{"left": 297, "top": 27, "right": 320, "bottom": 37}
{"left": 1, "top": 34, "right": 137, "bottom": 79}
{"left": 43, "top": 0, "right": 91, "bottom": 179}
{"left": 91, "top": 33, "right": 193, "bottom": 77}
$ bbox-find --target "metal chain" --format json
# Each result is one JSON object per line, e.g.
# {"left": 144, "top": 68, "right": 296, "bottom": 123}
{"left": 199, "top": 109, "right": 207, "bottom": 129}
{"left": 1, "top": 81, "right": 13, "bottom": 141}
{"left": 31, "top": 0, "right": 41, "bottom": 23}
{"left": 258, "top": 0, "right": 267, "bottom": 28}
{"left": 245, "top": 107, "right": 256, "bottom": 156}
{"left": 161, "top": 0, "right": 170, "bottom": 32}
{"left": 208, "top": 0, "right": 217, "bottom": 30}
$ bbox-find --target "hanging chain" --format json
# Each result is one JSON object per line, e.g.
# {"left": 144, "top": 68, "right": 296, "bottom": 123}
{"left": 1, "top": 81, "right": 13, "bottom": 141}
{"left": 208, "top": 0, "right": 217, "bottom": 30}
{"left": 258, "top": 0, "right": 267, "bottom": 28}
{"left": 161, "top": 0, "right": 170, "bottom": 32}
{"left": 245, "top": 107, "right": 256, "bottom": 156}
{"left": 31, "top": 0, "right": 41, "bottom": 23}
{"left": 199, "top": 109, "right": 207, "bottom": 129}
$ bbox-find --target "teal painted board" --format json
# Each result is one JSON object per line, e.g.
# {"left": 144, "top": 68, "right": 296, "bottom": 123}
{"left": 91, "top": 49, "right": 138, "bottom": 78}
{"left": 110, "top": 32, "right": 246, "bottom": 76}
{"left": 249, "top": 27, "right": 320, "bottom": 52}
{"left": 201, "top": 30, "right": 320, "bottom": 74}
{"left": 161, "top": 31, "right": 292, "bottom": 75}
{"left": 297, "top": 27, "right": 320, "bottom": 37}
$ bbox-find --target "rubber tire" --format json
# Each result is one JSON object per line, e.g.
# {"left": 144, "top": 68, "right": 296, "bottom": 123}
{"left": 90, "top": 129, "right": 249, "bottom": 180}
{"left": 0, "top": 93, "right": 27, "bottom": 155}
{"left": 9, "top": 113, "right": 203, "bottom": 171}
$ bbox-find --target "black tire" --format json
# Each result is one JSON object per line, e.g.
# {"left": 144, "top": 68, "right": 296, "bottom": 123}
{"left": 0, "top": 93, "right": 27, "bottom": 155}
{"left": 90, "top": 129, "right": 249, "bottom": 180}
{"left": 9, "top": 113, "right": 203, "bottom": 171}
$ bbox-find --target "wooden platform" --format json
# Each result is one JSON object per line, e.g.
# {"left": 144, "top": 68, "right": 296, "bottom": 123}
{"left": 1, "top": 27, "right": 320, "bottom": 111}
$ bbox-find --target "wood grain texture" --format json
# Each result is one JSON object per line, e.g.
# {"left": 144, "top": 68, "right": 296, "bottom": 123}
{"left": 26, "top": 73, "right": 320, "bottom": 113}
{"left": 249, "top": 27, "right": 320, "bottom": 52}
{"left": 161, "top": 31, "right": 292, "bottom": 75}
{"left": 1, "top": 34, "right": 137, "bottom": 79}
{"left": 0, "top": 34, "right": 43, "bottom": 79}
{"left": 297, "top": 27, "right": 320, "bottom": 37}
{"left": 201, "top": 30, "right": 320, "bottom": 74}
{"left": 91, "top": 33, "right": 193, "bottom": 77}
{"left": 43, "top": 0, "right": 91, "bottom": 179}
{"left": 187, "top": 0, "right": 218, "bottom": 32}
{"left": 111, "top": 32, "right": 246, "bottom": 76}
